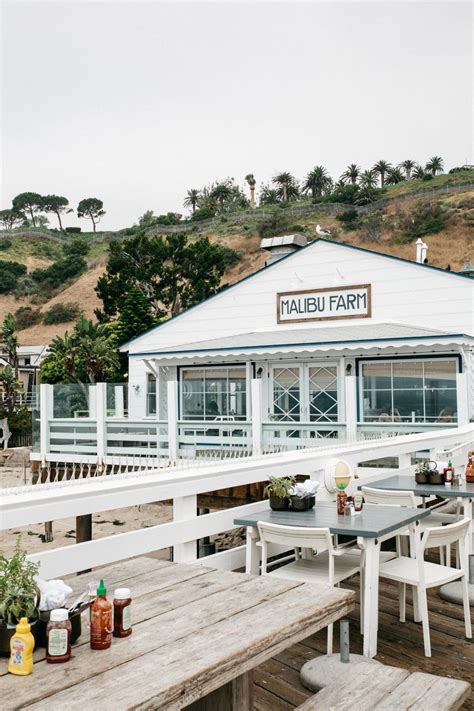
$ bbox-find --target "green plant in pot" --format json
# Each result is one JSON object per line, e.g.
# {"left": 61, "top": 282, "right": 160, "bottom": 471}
{"left": 264, "top": 475, "right": 295, "bottom": 511}
{"left": 0, "top": 536, "right": 40, "bottom": 656}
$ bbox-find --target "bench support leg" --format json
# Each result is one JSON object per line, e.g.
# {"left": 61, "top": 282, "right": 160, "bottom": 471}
{"left": 185, "top": 671, "right": 253, "bottom": 710}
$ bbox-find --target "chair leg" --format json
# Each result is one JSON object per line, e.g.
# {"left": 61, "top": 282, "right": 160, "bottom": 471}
{"left": 461, "top": 574, "right": 472, "bottom": 640}
{"left": 359, "top": 560, "right": 365, "bottom": 634}
{"left": 446, "top": 545, "right": 451, "bottom": 568}
{"left": 413, "top": 586, "right": 421, "bottom": 622}
{"left": 439, "top": 546, "right": 445, "bottom": 566}
{"left": 399, "top": 583, "right": 406, "bottom": 622}
{"left": 327, "top": 623, "right": 333, "bottom": 655}
{"left": 418, "top": 586, "right": 431, "bottom": 657}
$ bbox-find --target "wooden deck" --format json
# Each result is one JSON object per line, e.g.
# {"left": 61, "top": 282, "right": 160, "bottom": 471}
{"left": 253, "top": 575, "right": 474, "bottom": 710}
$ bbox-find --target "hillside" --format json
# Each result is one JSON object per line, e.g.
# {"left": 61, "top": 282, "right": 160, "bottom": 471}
{"left": 1, "top": 175, "right": 473, "bottom": 346}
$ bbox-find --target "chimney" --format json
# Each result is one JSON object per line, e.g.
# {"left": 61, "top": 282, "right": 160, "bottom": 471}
{"left": 415, "top": 238, "right": 428, "bottom": 264}
{"left": 260, "top": 234, "right": 307, "bottom": 266}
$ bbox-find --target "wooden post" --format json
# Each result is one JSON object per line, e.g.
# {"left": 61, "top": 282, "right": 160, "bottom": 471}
{"left": 76, "top": 514, "right": 93, "bottom": 574}
{"left": 251, "top": 378, "right": 262, "bottom": 455}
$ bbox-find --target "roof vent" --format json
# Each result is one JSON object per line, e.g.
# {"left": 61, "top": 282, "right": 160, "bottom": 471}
{"left": 415, "top": 238, "right": 428, "bottom": 264}
{"left": 459, "top": 259, "right": 474, "bottom": 278}
{"left": 260, "top": 234, "right": 307, "bottom": 266}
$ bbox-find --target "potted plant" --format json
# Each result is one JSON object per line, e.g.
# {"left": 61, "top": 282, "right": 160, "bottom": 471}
{"left": 0, "top": 536, "right": 40, "bottom": 656}
{"left": 289, "top": 480, "right": 320, "bottom": 511}
{"left": 264, "top": 475, "right": 295, "bottom": 510}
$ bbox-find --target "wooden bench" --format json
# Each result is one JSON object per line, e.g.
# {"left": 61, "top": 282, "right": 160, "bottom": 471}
{"left": 296, "top": 663, "right": 471, "bottom": 711}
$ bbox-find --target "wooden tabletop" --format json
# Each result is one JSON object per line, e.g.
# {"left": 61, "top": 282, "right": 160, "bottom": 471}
{"left": 362, "top": 475, "right": 474, "bottom": 499}
{"left": 0, "top": 557, "right": 354, "bottom": 710}
{"left": 235, "top": 501, "right": 431, "bottom": 537}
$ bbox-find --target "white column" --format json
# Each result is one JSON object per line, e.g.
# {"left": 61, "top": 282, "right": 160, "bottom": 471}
{"left": 167, "top": 379, "right": 179, "bottom": 461}
{"left": 251, "top": 378, "right": 263, "bottom": 455}
{"left": 114, "top": 385, "right": 124, "bottom": 419}
{"left": 345, "top": 374, "right": 358, "bottom": 441}
{"left": 95, "top": 383, "right": 107, "bottom": 461}
{"left": 456, "top": 371, "right": 469, "bottom": 425}
{"left": 173, "top": 494, "right": 197, "bottom": 563}
{"left": 39, "top": 384, "right": 53, "bottom": 459}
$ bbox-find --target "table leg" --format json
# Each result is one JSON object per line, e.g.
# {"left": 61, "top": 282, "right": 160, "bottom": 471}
{"left": 186, "top": 671, "right": 253, "bottom": 710}
{"left": 245, "top": 526, "right": 260, "bottom": 575}
{"left": 465, "top": 497, "right": 473, "bottom": 555}
{"left": 362, "top": 537, "right": 380, "bottom": 658}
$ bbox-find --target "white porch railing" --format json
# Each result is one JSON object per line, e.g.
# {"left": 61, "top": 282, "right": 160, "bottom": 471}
{"left": 3, "top": 424, "right": 472, "bottom": 580}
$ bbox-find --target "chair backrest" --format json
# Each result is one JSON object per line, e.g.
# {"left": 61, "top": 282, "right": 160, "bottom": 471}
{"left": 421, "top": 517, "right": 471, "bottom": 552}
{"left": 361, "top": 486, "right": 416, "bottom": 508}
{"left": 257, "top": 520, "right": 333, "bottom": 552}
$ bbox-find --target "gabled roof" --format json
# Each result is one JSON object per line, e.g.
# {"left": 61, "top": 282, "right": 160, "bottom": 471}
{"left": 121, "top": 238, "right": 473, "bottom": 353}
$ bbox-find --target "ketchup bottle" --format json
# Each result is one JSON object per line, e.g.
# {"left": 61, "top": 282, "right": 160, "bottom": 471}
{"left": 90, "top": 579, "right": 112, "bottom": 650}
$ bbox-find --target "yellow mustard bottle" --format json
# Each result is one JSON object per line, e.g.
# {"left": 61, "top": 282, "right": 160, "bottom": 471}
{"left": 8, "top": 617, "right": 35, "bottom": 675}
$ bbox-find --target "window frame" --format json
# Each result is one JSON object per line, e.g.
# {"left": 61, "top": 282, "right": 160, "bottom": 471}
{"left": 178, "top": 363, "right": 250, "bottom": 421}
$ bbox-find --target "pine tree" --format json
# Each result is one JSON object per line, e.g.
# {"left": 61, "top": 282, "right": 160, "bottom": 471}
{"left": 117, "top": 287, "right": 156, "bottom": 344}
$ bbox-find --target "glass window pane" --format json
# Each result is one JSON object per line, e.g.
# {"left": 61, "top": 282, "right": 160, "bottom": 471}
{"left": 273, "top": 367, "right": 300, "bottom": 421}
{"left": 362, "top": 363, "right": 391, "bottom": 390}
{"left": 424, "top": 360, "right": 457, "bottom": 389}
{"left": 392, "top": 362, "right": 423, "bottom": 390}
{"left": 425, "top": 389, "right": 457, "bottom": 422}
{"left": 182, "top": 370, "right": 204, "bottom": 391}
{"left": 362, "top": 390, "right": 392, "bottom": 421}
{"left": 393, "top": 390, "right": 424, "bottom": 422}
{"left": 309, "top": 366, "right": 338, "bottom": 422}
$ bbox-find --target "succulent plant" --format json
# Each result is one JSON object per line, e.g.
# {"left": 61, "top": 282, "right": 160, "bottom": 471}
{"left": 263, "top": 475, "right": 295, "bottom": 500}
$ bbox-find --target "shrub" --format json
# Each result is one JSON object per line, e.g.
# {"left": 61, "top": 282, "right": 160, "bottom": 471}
{"left": 65, "top": 226, "right": 82, "bottom": 233}
{"left": 190, "top": 207, "right": 215, "bottom": 222}
{"left": 62, "top": 238, "right": 90, "bottom": 257}
{"left": 336, "top": 208, "right": 359, "bottom": 231}
{"left": 14, "top": 275, "right": 36, "bottom": 297}
{"left": 291, "top": 224, "right": 306, "bottom": 233}
{"left": 31, "top": 254, "right": 87, "bottom": 291}
{"left": 422, "top": 173, "right": 433, "bottom": 181}
{"left": 358, "top": 211, "right": 385, "bottom": 243}
{"left": 0, "top": 261, "right": 27, "bottom": 293}
{"left": 0, "top": 239, "right": 12, "bottom": 250}
{"left": 43, "top": 302, "right": 83, "bottom": 324}
{"left": 392, "top": 202, "right": 449, "bottom": 243}
{"left": 219, "top": 246, "right": 240, "bottom": 269}
{"left": 14, "top": 306, "right": 42, "bottom": 330}
{"left": 257, "top": 211, "right": 291, "bottom": 238}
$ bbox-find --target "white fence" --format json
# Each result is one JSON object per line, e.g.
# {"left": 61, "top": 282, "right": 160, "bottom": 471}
{"left": 2, "top": 424, "right": 472, "bottom": 580}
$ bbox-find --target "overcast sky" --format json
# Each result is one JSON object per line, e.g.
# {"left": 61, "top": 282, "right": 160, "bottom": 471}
{"left": 1, "top": 1, "right": 472, "bottom": 230}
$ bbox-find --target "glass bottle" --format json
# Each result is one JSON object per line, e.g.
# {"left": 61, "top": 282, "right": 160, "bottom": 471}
{"left": 113, "top": 588, "right": 132, "bottom": 638}
{"left": 46, "top": 609, "right": 72, "bottom": 663}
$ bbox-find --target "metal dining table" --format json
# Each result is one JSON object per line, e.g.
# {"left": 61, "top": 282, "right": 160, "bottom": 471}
{"left": 235, "top": 502, "right": 431, "bottom": 658}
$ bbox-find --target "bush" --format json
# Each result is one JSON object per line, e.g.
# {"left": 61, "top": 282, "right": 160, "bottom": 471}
{"left": 392, "top": 202, "right": 449, "bottom": 243}
{"left": 43, "top": 302, "right": 83, "bottom": 324}
{"left": 190, "top": 207, "right": 215, "bottom": 222}
{"left": 422, "top": 174, "right": 434, "bottom": 182}
{"left": 31, "top": 254, "right": 87, "bottom": 291}
{"left": 14, "top": 306, "right": 42, "bottom": 330}
{"left": 219, "top": 247, "right": 240, "bottom": 269}
{"left": 62, "top": 238, "right": 90, "bottom": 257}
{"left": 65, "top": 227, "right": 82, "bottom": 233}
{"left": 358, "top": 211, "right": 384, "bottom": 243}
{"left": 257, "top": 211, "right": 291, "bottom": 238}
{"left": 0, "top": 261, "right": 27, "bottom": 293}
{"left": 0, "top": 238, "right": 12, "bottom": 250}
{"left": 291, "top": 224, "right": 306, "bottom": 233}
{"left": 14, "top": 275, "right": 36, "bottom": 297}
{"left": 336, "top": 208, "right": 359, "bottom": 230}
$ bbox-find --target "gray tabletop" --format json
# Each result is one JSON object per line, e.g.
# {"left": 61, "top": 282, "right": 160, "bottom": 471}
{"left": 361, "top": 475, "right": 474, "bottom": 499}
{"left": 234, "top": 501, "right": 430, "bottom": 538}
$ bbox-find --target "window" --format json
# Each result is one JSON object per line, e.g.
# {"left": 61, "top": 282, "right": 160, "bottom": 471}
{"left": 181, "top": 367, "right": 247, "bottom": 420}
{"left": 309, "top": 366, "right": 338, "bottom": 422}
{"left": 146, "top": 374, "right": 157, "bottom": 416}
{"left": 361, "top": 359, "right": 458, "bottom": 424}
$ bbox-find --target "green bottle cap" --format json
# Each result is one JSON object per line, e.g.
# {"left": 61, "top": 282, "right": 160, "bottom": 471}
{"left": 97, "top": 579, "right": 107, "bottom": 596}
{"left": 339, "top": 482, "right": 345, "bottom": 490}
{"left": 448, "top": 459, "right": 452, "bottom": 466}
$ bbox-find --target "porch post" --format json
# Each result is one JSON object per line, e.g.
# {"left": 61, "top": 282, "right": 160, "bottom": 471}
{"left": 114, "top": 385, "right": 125, "bottom": 418}
{"left": 456, "top": 371, "right": 469, "bottom": 425}
{"left": 251, "top": 378, "right": 263, "bottom": 455}
{"left": 95, "top": 383, "right": 107, "bottom": 461}
{"left": 173, "top": 494, "right": 197, "bottom": 563}
{"left": 39, "top": 383, "right": 53, "bottom": 459}
{"left": 167, "top": 379, "right": 179, "bottom": 462}
{"left": 345, "top": 374, "right": 358, "bottom": 441}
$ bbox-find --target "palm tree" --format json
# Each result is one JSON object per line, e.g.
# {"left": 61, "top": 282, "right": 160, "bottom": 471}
{"left": 302, "top": 166, "right": 332, "bottom": 199}
{"left": 425, "top": 156, "right": 444, "bottom": 176}
{"left": 413, "top": 165, "right": 425, "bottom": 180}
{"left": 183, "top": 189, "right": 200, "bottom": 214}
{"left": 341, "top": 164, "right": 361, "bottom": 185}
{"left": 373, "top": 160, "right": 392, "bottom": 188}
{"left": 259, "top": 185, "right": 280, "bottom": 206}
{"left": 210, "top": 181, "right": 233, "bottom": 212}
{"left": 360, "top": 170, "right": 378, "bottom": 189}
{"left": 385, "top": 167, "right": 405, "bottom": 185}
{"left": 272, "top": 172, "right": 299, "bottom": 202}
{"left": 245, "top": 174, "right": 256, "bottom": 208}
{"left": 400, "top": 160, "right": 416, "bottom": 180}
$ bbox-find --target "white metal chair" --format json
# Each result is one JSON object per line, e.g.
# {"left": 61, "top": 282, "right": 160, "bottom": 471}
{"left": 378, "top": 518, "right": 472, "bottom": 657}
{"left": 257, "top": 520, "right": 362, "bottom": 654}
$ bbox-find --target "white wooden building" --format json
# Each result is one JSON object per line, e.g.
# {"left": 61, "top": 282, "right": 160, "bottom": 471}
{"left": 117, "top": 238, "right": 473, "bottom": 455}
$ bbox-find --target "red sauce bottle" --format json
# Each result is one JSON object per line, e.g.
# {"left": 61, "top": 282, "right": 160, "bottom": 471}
{"left": 337, "top": 483, "right": 347, "bottom": 515}
{"left": 46, "top": 609, "right": 72, "bottom": 663}
{"left": 113, "top": 588, "right": 132, "bottom": 638}
{"left": 90, "top": 579, "right": 112, "bottom": 650}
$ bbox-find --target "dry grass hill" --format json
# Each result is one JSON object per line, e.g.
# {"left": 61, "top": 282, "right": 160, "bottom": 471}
{"left": 1, "top": 176, "right": 473, "bottom": 346}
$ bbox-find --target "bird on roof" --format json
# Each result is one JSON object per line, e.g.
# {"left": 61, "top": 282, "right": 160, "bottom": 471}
{"left": 316, "top": 224, "right": 331, "bottom": 236}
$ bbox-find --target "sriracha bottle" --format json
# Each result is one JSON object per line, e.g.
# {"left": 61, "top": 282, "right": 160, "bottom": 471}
{"left": 90, "top": 579, "right": 112, "bottom": 650}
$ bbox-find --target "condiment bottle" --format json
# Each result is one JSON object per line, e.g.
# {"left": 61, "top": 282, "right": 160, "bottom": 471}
{"left": 8, "top": 617, "right": 34, "bottom": 676}
{"left": 90, "top": 579, "right": 112, "bottom": 650}
{"left": 444, "top": 459, "right": 454, "bottom": 485}
{"left": 353, "top": 494, "right": 363, "bottom": 512}
{"left": 46, "top": 608, "right": 72, "bottom": 663}
{"left": 113, "top": 588, "right": 132, "bottom": 638}
{"left": 336, "top": 482, "right": 347, "bottom": 515}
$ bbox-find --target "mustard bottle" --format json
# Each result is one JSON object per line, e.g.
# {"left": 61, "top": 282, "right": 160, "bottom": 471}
{"left": 8, "top": 617, "right": 35, "bottom": 675}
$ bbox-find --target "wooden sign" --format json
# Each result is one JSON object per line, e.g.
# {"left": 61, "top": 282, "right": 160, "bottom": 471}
{"left": 277, "top": 284, "right": 372, "bottom": 323}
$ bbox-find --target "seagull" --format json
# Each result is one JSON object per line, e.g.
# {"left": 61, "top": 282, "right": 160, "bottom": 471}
{"left": 316, "top": 224, "right": 331, "bottom": 236}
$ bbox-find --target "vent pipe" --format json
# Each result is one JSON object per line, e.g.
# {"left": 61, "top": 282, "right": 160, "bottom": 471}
{"left": 416, "top": 238, "right": 428, "bottom": 264}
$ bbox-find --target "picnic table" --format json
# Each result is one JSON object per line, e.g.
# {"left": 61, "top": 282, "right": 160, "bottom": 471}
{"left": 0, "top": 557, "right": 354, "bottom": 710}
{"left": 235, "top": 501, "right": 431, "bottom": 657}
